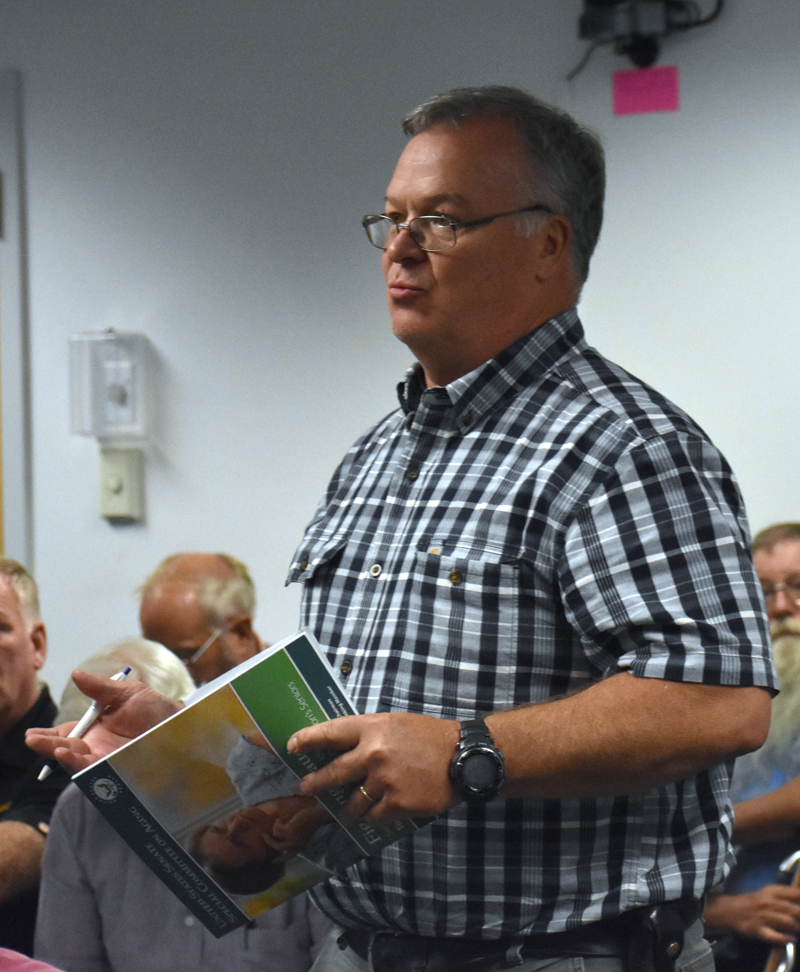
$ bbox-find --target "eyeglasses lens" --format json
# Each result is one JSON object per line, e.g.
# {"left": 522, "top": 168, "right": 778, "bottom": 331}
{"left": 364, "top": 216, "right": 455, "bottom": 252}
{"left": 763, "top": 582, "right": 800, "bottom": 604}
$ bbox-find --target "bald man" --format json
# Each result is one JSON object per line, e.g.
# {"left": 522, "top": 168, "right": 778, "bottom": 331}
{"left": 139, "top": 552, "right": 264, "bottom": 686}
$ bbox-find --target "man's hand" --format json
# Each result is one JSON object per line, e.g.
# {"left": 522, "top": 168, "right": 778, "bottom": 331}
{"left": 0, "top": 821, "right": 45, "bottom": 904}
{"left": 705, "top": 886, "right": 800, "bottom": 945}
{"left": 733, "top": 776, "right": 800, "bottom": 845}
{"left": 25, "top": 670, "right": 181, "bottom": 773}
{"left": 288, "top": 712, "right": 461, "bottom": 822}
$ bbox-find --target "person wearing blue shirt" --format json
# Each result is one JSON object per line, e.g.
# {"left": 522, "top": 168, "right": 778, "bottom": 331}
{"left": 706, "top": 523, "right": 800, "bottom": 971}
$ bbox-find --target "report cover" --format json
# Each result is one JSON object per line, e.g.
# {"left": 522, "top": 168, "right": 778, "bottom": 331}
{"left": 73, "top": 630, "right": 425, "bottom": 936}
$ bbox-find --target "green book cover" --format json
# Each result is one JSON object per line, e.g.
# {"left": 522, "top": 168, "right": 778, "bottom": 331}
{"left": 74, "top": 630, "right": 427, "bottom": 936}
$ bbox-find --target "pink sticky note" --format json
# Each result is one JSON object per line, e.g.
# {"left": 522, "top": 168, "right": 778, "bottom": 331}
{"left": 613, "top": 66, "right": 680, "bottom": 116}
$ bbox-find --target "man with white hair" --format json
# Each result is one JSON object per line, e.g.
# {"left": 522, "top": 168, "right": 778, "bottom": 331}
{"left": 138, "top": 551, "right": 264, "bottom": 686}
{"left": 0, "top": 557, "right": 68, "bottom": 955}
{"left": 705, "top": 523, "right": 800, "bottom": 970}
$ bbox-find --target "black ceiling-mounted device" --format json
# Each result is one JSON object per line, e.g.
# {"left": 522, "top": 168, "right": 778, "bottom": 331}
{"left": 569, "top": 0, "right": 724, "bottom": 78}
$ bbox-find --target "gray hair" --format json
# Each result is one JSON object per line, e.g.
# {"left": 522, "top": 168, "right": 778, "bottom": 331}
{"left": 141, "top": 553, "right": 256, "bottom": 628}
{"left": 752, "top": 522, "right": 800, "bottom": 555}
{"left": 58, "top": 637, "right": 195, "bottom": 722}
{"left": 0, "top": 556, "right": 40, "bottom": 627}
{"left": 402, "top": 86, "right": 605, "bottom": 286}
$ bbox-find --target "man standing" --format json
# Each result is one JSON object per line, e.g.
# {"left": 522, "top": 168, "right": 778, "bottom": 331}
{"left": 27, "top": 88, "right": 775, "bottom": 972}
{"left": 282, "top": 86, "right": 774, "bottom": 972}
{"left": 138, "top": 552, "right": 264, "bottom": 685}
{"left": 705, "top": 523, "right": 800, "bottom": 969}
{"left": 0, "top": 558, "right": 67, "bottom": 955}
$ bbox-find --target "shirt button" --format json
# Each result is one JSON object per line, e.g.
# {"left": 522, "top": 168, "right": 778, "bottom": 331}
{"left": 406, "top": 467, "right": 419, "bottom": 481}
{"left": 369, "top": 564, "right": 382, "bottom": 578}
{"left": 184, "top": 916, "right": 196, "bottom": 927}
{"left": 449, "top": 571, "right": 462, "bottom": 586}
{"left": 340, "top": 660, "right": 353, "bottom": 676}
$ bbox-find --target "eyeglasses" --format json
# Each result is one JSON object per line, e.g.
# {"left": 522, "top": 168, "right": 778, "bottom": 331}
{"left": 361, "top": 204, "right": 553, "bottom": 253}
{"left": 761, "top": 580, "right": 800, "bottom": 606}
{"left": 171, "top": 627, "right": 224, "bottom": 666}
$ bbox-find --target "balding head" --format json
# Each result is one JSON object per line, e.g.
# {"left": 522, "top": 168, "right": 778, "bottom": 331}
{"left": 139, "top": 553, "right": 262, "bottom": 686}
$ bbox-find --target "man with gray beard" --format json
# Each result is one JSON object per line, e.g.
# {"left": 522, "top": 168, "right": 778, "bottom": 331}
{"left": 706, "top": 524, "right": 800, "bottom": 970}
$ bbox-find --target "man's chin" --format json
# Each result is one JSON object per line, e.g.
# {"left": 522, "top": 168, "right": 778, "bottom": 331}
{"left": 390, "top": 309, "right": 433, "bottom": 346}
{"left": 771, "top": 617, "right": 800, "bottom": 640}
{"left": 772, "top": 625, "right": 800, "bottom": 699}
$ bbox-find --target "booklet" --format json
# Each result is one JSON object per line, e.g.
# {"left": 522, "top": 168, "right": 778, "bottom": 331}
{"left": 73, "top": 630, "right": 428, "bottom": 937}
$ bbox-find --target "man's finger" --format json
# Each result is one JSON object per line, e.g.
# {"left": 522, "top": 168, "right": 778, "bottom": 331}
{"left": 51, "top": 745, "right": 94, "bottom": 774}
{"left": 71, "top": 669, "right": 139, "bottom": 708}
{"left": 288, "top": 714, "right": 363, "bottom": 755}
{"left": 296, "top": 748, "right": 366, "bottom": 797}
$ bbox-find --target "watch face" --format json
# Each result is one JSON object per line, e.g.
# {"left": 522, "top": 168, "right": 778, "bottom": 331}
{"left": 462, "top": 749, "right": 501, "bottom": 793}
{"left": 450, "top": 720, "right": 505, "bottom": 804}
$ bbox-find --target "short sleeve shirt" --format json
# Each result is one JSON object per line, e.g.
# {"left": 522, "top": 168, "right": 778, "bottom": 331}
{"left": 287, "top": 309, "right": 775, "bottom": 938}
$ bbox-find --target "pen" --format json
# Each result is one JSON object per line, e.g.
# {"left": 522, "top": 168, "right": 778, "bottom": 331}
{"left": 38, "top": 667, "right": 132, "bottom": 781}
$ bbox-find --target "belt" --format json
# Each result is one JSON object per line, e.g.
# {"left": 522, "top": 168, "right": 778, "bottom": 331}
{"left": 338, "top": 899, "right": 704, "bottom": 972}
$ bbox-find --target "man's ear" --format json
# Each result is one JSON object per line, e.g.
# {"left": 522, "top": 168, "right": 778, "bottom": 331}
{"left": 533, "top": 214, "right": 573, "bottom": 282}
{"left": 29, "top": 621, "right": 48, "bottom": 671}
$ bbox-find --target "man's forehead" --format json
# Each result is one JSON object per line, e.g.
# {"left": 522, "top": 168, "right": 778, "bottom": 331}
{"left": 755, "top": 538, "right": 800, "bottom": 576}
{"left": 0, "top": 575, "right": 23, "bottom": 615}
{"left": 386, "top": 119, "right": 533, "bottom": 206}
{"left": 142, "top": 581, "right": 204, "bottom": 619}
{"left": 383, "top": 190, "right": 470, "bottom": 212}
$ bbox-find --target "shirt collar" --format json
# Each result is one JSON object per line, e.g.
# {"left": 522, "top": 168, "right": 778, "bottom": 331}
{"left": 397, "top": 308, "right": 585, "bottom": 430}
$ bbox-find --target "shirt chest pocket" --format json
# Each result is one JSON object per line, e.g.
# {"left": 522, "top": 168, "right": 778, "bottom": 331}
{"left": 288, "top": 531, "right": 526, "bottom": 715}
{"left": 286, "top": 534, "right": 349, "bottom": 587}
{"left": 387, "top": 541, "right": 523, "bottom": 715}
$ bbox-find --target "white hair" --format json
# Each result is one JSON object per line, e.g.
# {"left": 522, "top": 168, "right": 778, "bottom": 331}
{"left": 58, "top": 637, "right": 195, "bottom": 722}
{"left": 0, "top": 556, "right": 40, "bottom": 627}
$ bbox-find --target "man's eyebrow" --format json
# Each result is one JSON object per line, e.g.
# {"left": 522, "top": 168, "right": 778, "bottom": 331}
{"left": 383, "top": 192, "right": 470, "bottom": 210}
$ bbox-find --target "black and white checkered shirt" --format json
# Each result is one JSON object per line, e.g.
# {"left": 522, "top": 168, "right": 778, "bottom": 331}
{"left": 289, "top": 308, "right": 775, "bottom": 938}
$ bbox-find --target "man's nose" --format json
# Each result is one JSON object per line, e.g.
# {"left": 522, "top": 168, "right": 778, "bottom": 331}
{"left": 384, "top": 223, "right": 426, "bottom": 262}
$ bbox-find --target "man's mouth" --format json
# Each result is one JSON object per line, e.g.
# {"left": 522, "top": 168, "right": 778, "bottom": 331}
{"left": 388, "top": 279, "right": 424, "bottom": 299}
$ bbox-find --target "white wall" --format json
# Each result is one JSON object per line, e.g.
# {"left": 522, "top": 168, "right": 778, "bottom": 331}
{"left": 0, "top": 0, "right": 797, "bottom": 699}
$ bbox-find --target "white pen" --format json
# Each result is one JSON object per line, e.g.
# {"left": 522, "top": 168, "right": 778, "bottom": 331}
{"left": 38, "top": 667, "right": 132, "bottom": 781}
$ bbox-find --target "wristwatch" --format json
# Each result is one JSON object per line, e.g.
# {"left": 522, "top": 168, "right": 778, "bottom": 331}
{"left": 449, "top": 716, "right": 506, "bottom": 804}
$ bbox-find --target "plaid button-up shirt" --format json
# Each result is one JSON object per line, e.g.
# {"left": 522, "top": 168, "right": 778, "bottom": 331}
{"left": 288, "top": 308, "right": 774, "bottom": 938}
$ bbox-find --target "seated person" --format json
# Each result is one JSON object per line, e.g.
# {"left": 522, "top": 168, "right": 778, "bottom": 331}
{"left": 704, "top": 524, "right": 800, "bottom": 970}
{"left": 138, "top": 551, "right": 265, "bottom": 687}
{"left": 0, "top": 557, "right": 69, "bottom": 956}
{"left": 34, "top": 638, "right": 331, "bottom": 972}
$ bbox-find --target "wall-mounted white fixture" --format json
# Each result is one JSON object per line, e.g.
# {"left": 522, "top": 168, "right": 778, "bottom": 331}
{"left": 69, "top": 330, "right": 152, "bottom": 523}
{"left": 97, "top": 446, "right": 144, "bottom": 521}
